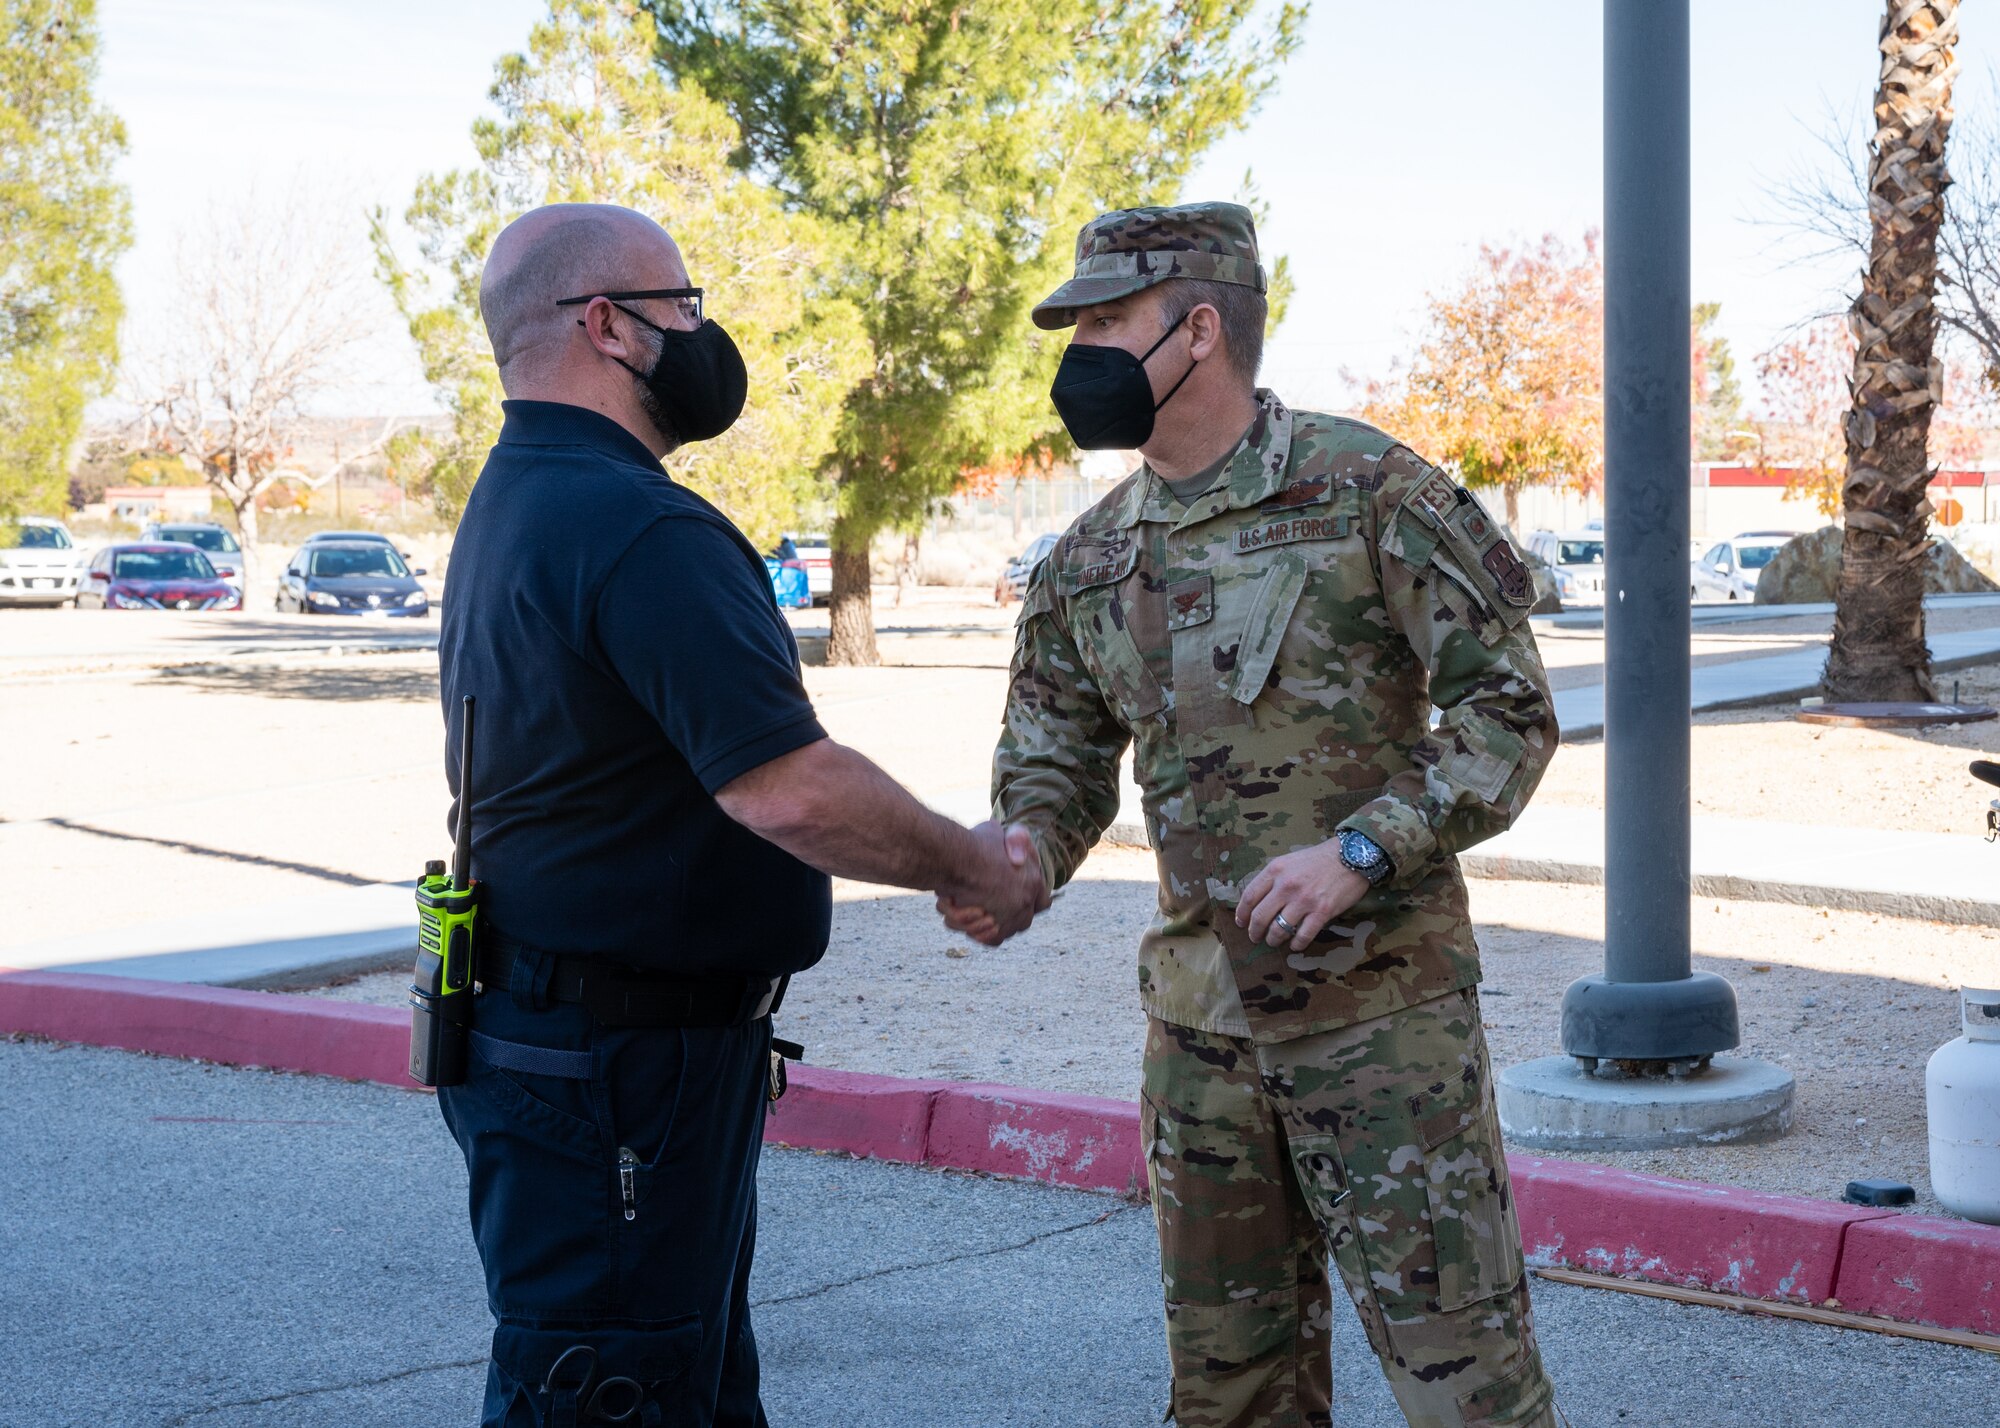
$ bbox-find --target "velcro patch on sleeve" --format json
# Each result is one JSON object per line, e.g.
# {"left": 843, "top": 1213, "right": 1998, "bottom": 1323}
{"left": 1479, "top": 540, "right": 1536, "bottom": 608}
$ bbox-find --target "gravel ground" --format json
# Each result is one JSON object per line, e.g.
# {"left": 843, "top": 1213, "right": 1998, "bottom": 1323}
{"left": 1537, "top": 654, "right": 2000, "bottom": 835}
{"left": 309, "top": 857, "right": 1996, "bottom": 1217}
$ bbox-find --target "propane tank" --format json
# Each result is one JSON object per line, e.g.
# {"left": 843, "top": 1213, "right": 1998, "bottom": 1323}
{"left": 1928, "top": 986, "right": 2000, "bottom": 1225}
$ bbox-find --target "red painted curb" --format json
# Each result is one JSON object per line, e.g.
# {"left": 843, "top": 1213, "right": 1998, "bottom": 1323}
{"left": 1832, "top": 1214, "right": 2000, "bottom": 1334}
{"left": 764, "top": 1065, "right": 946, "bottom": 1164}
{"left": 10, "top": 968, "right": 2000, "bottom": 1339}
{"left": 1506, "top": 1154, "right": 1887, "bottom": 1303}
{"left": 0, "top": 970, "right": 417, "bottom": 1088}
{"left": 926, "top": 1082, "right": 1146, "bottom": 1196}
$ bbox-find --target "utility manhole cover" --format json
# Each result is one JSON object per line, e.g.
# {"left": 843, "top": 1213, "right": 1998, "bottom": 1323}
{"left": 1796, "top": 701, "right": 1998, "bottom": 728}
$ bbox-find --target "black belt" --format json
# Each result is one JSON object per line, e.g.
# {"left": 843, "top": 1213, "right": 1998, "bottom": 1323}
{"left": 479, "top": 934, "right": 785, "bottom": 1029}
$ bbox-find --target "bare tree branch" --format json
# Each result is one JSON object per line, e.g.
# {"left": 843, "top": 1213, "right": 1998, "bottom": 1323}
{"left": 129, "top": 178, "right": 394, "bottom": 578}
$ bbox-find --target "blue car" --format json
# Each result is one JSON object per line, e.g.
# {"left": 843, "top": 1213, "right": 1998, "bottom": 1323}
{"left": 766, "top": 554, "right": 810, "bottom": 609}
{"left": 276, "top": 540, "right": 431, "bottom": 617}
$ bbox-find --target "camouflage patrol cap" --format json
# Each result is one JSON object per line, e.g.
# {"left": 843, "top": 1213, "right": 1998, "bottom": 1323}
{"left": 1031, "top": 202, "right": 1267, "bottom": 331}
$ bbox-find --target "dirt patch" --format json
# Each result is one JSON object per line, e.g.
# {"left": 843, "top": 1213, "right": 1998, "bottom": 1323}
{"left": 307, "top": 857, "right": 1993, "bottom": 1217}
{"left": 1537, "top": 655, "right": 2000, "bottom": 836}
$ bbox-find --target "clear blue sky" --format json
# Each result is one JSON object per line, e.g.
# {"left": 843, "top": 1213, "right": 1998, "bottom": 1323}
{"left": 97, "top": 0, "right": 1987, "bottom": 415}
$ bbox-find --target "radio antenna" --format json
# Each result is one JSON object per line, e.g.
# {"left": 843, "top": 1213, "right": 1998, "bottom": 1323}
{"left": 452, "top": 695, "right": 475, "bottom": 892}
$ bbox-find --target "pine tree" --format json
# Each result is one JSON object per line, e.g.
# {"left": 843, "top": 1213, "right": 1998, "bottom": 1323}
{"left": 649, "top": 0, "right": 1304, "bottom": 663}
{"left": 376, "top": 0, "right": 868, "bottom": 547}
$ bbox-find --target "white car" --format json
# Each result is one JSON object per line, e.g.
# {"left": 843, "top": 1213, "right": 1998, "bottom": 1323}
{"left": 779, "top": 533, "right": 832, "bottom": 604}
{"left": 1691, "top": 532, "right": 1796, "bottom": 602}
{"left": 1525, "top": 530, "right": 1608, "bottom": 608}
{"left": 0, "top": 515, "right": 85, "bottom": 606}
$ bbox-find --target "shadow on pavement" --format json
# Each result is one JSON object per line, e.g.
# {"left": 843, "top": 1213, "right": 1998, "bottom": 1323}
{"left": 42, "top": 818, "right": 381, "bottom": 887}
{"left": 152, "top": 662, "right": 439, "bottom": 704}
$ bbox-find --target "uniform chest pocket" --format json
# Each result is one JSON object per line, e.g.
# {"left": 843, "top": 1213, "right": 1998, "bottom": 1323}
{"left": 1172, "top": 550, "right": 1310, "bottom": 730}
{"left": 1061, "top": 545, "right": 1166, "bottom": 723}
{"left": 1225, "top": 551, "right": 1309, "bottom": 705}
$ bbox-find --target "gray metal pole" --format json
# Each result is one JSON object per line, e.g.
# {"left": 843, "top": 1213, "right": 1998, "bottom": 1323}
{"left": 1561, "top": 0, "right": 1737, "bottom": 1066}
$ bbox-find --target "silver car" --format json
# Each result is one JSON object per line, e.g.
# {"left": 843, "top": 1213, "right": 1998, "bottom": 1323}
{"left": 996, "top": 533, "right": 1059, "bottom": 606}
{"left": 0, "top": 516, "right": 85, "bottom": 606}
{"left": 1691, "top": 532, "right": 1795, "bottom": 602}
{"left": 1525, "top": 530, "right": 1607, "bottom": 608}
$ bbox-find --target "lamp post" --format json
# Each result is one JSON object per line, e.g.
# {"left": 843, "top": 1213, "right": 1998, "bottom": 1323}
{"left": 1496, "top": 0, "right": 1794, "bottom": 1147}
{"left": 1559, "top": 0, "right": 1739, "bottom": 1069}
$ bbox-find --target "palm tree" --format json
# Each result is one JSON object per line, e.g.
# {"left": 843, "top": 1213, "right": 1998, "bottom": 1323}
{"left": 1826, "top": 0, "right": 1960, "bottom": 702}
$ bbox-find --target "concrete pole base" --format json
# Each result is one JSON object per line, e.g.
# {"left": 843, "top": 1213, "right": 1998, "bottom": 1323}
{"left": 1497, "top": 1054, "right": 1795, "bottom": 1151}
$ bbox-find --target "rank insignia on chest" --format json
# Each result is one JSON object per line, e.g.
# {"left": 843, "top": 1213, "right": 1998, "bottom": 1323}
{"left": 1235, "top": 512, "right": 1347, "bottom": 554}
{"left": 1261, "top": 473, "right": 1331, "bottom": 510}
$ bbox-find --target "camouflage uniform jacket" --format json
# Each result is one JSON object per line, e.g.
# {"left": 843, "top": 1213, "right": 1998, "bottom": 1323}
{"left": 993, "top": 391, "right": 1558, "bottom": 1042}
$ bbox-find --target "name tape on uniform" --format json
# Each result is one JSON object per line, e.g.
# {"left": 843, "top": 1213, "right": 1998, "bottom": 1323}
{"left": 1235, "top": 514, "right": 1346, "bottom": 554}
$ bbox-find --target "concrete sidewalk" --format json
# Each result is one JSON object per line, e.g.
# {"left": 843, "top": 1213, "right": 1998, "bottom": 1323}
{"left": 5, "top": 1037, "right": 1996, "bottom": 1427}
{"left": 0, "top": 882, "right": 415, "bottom": 987}
{"left": 1554, "top": 623, "right": 2000, "bottom": 739}
{"left": 1464, "top": 804, "right": 2000, "bottom": 925}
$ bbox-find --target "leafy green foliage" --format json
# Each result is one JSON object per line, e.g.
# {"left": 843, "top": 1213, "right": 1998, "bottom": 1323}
{"left": 376, "top": 0, "right": 867, "bottom": 544}
{"left": 0, "top": 0, "right": 129, "bottom": 519}
{"left": 1691, "top": 300, "right": 1744, "bottom": 461}
{"left": 648, "top": 0, "right": 1305, "bottom": 654}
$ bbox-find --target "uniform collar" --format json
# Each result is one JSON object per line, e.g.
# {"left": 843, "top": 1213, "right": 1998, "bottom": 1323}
{"left": 496, "top": 400, "right": 665, "bottom": 472}
{"left": 1115, "top": 390, "right": 1295, "bottom": 531}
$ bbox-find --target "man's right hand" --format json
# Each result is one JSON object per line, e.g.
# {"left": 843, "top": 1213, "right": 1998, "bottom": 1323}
{"left": 940, "top": 822, "right": 1049, "bottom": 946}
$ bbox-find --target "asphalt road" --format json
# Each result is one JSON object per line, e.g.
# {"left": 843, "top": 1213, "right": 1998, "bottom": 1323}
{"left": 2, "top": 1037, "right": 1996, "bottom": 1427}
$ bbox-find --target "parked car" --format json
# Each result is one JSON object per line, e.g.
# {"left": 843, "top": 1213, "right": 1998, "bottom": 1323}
{"left": 995, "top": 533, "right": 1060, "bottom": 606}
{"left": 1524, "top": 530, "right": 1607, "bottom": 609}
{"left": 140, "top": 522, "right": 244, "bottom": 596}
{"left": 0, "top": 515, "right": 85, "bottom": 607}
{"left": 275, "top": 540, "right": 430, "bottom": 617}
{"left": 777, "top": 533, "right": 832, "bottom": 605}
{"left": 765, "top": 552, "right": 810, "bottom": 609}
{"left": 75, "top": 542, "right": 241, "bottom": 611}
{"left": 1691, "top": 531, "right": 1797, "bottom": 602}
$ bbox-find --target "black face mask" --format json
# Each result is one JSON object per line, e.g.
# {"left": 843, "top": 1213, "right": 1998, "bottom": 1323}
{"left": 1049, "top": 311, "right": 1197, "bottom": 450}
{"left": 610, "top": 303, "right": 748, "bottom": 446}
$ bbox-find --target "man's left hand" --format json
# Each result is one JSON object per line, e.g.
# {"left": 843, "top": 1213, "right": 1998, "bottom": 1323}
{"left": 1235, "top": 840, "right": 1371, "bottom": 951}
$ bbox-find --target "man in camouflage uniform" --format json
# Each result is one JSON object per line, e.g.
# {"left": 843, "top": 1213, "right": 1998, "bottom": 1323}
{"left": 961, "top": 204, "right": 1562, "bottom": 1427}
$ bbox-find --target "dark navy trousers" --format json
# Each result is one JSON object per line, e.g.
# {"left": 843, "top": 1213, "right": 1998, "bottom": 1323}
{"left": 438, "top": 956, "right": 774, "bottom": 1428}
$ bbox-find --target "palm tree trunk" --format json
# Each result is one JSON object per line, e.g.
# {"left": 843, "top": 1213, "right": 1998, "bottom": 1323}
{"left": 1826, "top": 0, "right": 1960, "bottom": 702}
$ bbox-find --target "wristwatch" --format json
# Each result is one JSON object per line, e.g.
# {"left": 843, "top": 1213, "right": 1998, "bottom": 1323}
{"left": 1337, "top": 829, "right": 1393, "bottom": 886}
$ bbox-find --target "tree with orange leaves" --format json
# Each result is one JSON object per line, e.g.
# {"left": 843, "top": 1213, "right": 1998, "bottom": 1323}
{"left": 1359, "top": 233, "right": 1603, "bottom": 528}
{"left": 1749, "top": 317, "right": 1856, "bottom": 517}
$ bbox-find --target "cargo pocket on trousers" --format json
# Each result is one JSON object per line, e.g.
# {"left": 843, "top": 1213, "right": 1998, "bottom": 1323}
{"left": 1286, "top": 1132, "right": 1390, "bottom": 1356}
{"left": 1456, "top": 1342, "right": 1557, "bottom": 1428}
{"left": 491, "top": 1316, "right": 702, "bottom": 1427}
{"left": 1417, "top": 1090, "right": 1524, "bottom": 1314}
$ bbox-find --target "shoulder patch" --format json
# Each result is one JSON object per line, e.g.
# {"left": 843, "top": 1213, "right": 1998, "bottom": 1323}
{"left": 1480, "top": 541, "right": 1535, "bottom": 608}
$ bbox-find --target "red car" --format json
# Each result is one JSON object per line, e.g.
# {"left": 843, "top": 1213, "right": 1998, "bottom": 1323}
{"left": 75, "top": 542, "right": 242, "bottom": 611}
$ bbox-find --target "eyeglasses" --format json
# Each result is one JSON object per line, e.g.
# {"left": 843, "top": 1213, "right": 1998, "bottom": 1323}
{"left": 555, "top": 288, "right": 704, "bottom": 326}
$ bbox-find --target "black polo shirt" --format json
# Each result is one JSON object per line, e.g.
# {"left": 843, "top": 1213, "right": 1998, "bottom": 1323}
{"left": 438, "top": 400, "right": 831, "bottom": 973}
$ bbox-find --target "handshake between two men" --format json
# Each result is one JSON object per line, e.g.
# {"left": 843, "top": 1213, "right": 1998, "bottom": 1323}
{"left": 714, "top": 734, "right": 1052, "bottom": 946}
{"left": 713, "top": 718, "right": 1378, "bottom": 952}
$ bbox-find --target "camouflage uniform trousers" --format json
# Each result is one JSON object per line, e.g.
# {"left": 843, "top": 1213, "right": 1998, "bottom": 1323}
{"left": 1141, "top": 988, "right": 1559, "bottom": 1428}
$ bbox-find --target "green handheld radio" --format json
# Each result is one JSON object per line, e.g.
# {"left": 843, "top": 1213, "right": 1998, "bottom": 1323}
{"left": 410, "top": 695, "right": 480, "bottom": 1088}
